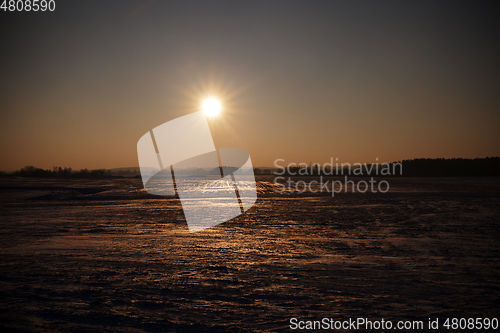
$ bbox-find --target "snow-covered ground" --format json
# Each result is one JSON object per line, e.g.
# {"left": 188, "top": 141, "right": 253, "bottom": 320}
{"left": 0, "top": 176, "right": 499, "bottom": 332}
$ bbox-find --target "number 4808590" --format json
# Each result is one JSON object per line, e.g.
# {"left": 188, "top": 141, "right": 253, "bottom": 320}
{"left": 1, "top": 0, "right": 56, "bottom": 12}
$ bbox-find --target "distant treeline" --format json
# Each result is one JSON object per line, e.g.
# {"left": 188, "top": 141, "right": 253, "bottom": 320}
{"left": 2, "top": 166, "right": 113, "bottom": 179}
{"left": 1, "top": 157, "right": 498, "bottom": 178}
{"left": 393, "top": 157, "right": 500, "bottom": 177}
{"left": 274, "top": 157, "right": 500, "bottom": 177}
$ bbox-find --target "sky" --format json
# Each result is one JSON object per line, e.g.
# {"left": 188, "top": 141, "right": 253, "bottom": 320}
{"left": 0, "top": 0, "right": 499, "bottom": 171}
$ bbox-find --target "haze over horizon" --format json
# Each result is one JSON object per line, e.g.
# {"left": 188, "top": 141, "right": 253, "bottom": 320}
{"left": 1, "top": 0, "right": 499, "bottom": 171}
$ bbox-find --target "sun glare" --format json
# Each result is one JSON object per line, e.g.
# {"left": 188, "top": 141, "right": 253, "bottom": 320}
{"left": 202, "top": 98, "right": 221, "bottom": 117}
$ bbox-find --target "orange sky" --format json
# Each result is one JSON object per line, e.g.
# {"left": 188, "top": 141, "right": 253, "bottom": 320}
{"left": 1, "top": 1, "right": 499, "bottom": 171}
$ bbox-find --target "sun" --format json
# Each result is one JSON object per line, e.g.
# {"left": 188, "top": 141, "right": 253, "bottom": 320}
{"left": 202, "top": 98, "right": 221, "bottom": 117}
